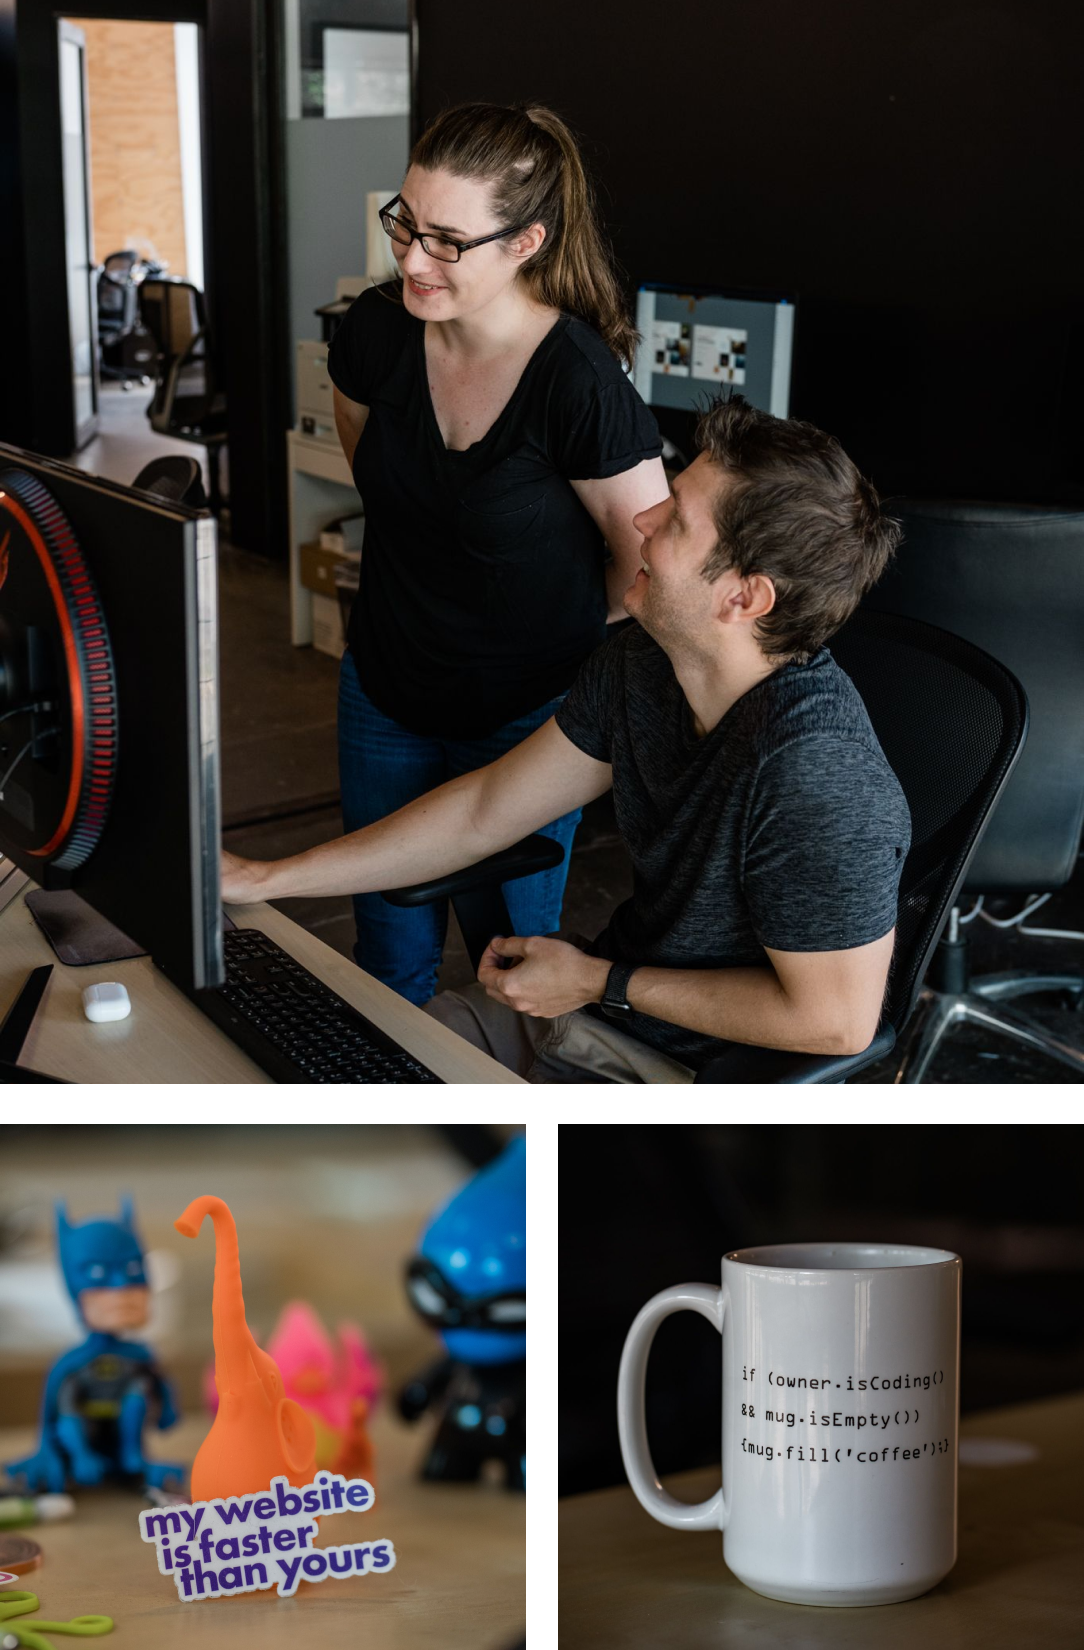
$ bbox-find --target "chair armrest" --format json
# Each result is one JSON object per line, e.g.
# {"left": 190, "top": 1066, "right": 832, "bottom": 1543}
{"left": 693, "top": 1023, "right": 896, "bottom": 1084}
{"left": 382, "top": 834, "right": 564, "bottom": 908}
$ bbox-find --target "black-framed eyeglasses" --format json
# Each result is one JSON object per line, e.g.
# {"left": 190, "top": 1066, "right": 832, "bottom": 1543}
{"left": 379, "top": 195, "right": 528, "bottom": 265}
{"left": 405, "top": 1255, "right": 526, "bottom": 1332}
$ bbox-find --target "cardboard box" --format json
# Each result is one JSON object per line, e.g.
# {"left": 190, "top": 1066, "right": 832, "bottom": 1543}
{"left": 300, "top": 540, "right": 349, "bottom": 597}
{"left": 320, "top": 513, "right": 365, "bottom": 554}
{"left": 311, "top": 591, "right": 344, "bottom": 658}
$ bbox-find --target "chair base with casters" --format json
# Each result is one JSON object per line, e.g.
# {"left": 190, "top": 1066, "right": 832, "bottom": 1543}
{"left": 892, "top": 906, "right": 1084, "bottom": 1082}
{"left": 100, "top": 321, "right": 157, "bottom": 389}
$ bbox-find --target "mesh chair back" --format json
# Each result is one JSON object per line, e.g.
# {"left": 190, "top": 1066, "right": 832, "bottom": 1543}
{"left": 103, "top": 249, "right": 139, "bottom": 281}
{"left": 865, "top": 500, "right": 1084, "bottom": 892}
{"left": 828, "top": 609, "right": 1027, "bottom": 1031}
{"left": 139, "top": 277, "right": 205, "bottom": 359}
{"left": 98, "top": 251, "right": 140, "bottom": 336}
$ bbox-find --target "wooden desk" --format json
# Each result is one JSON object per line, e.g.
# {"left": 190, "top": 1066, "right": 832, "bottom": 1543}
{"left": 0, "top": 1411, "right": 524, "bottom": 1650}
{"left": 0, "top": 887, "right": 520, "bottom": 1084}
{"left": 559, "top": 1393, "right": 1084, "bottom": 1649}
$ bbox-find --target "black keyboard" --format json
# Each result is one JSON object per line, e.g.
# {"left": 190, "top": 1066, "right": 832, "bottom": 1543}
{"left": 195, "top": 927, "right": 443, "bottom": 1083}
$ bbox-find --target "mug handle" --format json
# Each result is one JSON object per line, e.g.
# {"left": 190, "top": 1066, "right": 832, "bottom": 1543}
{"left": 617, "top": 1282, "right": 728, "bottom": 1531}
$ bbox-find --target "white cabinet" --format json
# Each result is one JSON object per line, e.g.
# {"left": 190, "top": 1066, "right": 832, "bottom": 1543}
{"left": 286, "top": 427, "right": 358, "bottom": 646}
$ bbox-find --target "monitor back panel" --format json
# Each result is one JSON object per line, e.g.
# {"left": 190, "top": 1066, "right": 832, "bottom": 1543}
{"left": 0, "top": 446, "right": 223, "bottom": 992}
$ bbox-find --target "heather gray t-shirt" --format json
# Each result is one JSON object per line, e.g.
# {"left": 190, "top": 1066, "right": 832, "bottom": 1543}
{"left": 555, "top": 626, "right": 911, "bottom": 1068}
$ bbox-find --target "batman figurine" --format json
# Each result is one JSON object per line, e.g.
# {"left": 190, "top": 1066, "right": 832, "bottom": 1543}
{"left": 4, "top": 1198, "right": 183, "bottom": 1494}
{"left": 399, "top": 1136, "right": 525, "bottom": 1491}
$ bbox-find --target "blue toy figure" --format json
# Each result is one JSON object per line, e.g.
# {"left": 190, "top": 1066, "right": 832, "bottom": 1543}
{"left": 4, "top": 1199, "right": 183, "bottom": 1494}
{"left": 399, "top": 1136, "right": 525, "bottom": 1491}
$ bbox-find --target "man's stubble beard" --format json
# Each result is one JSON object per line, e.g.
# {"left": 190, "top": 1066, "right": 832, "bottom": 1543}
{"left": 633, "top": 582, "right": 689, "bottom": 657}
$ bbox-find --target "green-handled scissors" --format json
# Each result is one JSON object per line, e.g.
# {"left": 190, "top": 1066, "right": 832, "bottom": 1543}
{"left": 0, "top": 1592, "right": 112, "bottom": 1650}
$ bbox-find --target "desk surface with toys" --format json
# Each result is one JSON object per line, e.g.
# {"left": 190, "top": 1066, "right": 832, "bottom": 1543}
{"left": 0, "top": 1408, "right": 524, "bottom": 1649}
{"left": 0, "top": 1129, "right": 526, "bottom": 1650}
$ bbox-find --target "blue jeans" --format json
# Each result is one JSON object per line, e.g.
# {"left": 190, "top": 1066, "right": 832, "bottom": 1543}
{"left": 337, "top": 653, "right": 581, "bottom": 1005}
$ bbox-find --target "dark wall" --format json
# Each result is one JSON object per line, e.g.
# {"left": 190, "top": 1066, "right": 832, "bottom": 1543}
{"left": 416, "top": 1, "right": 1084, "bottom": 502}
{"left": 559, "top": 1125, "right": 1084, "bottom": 1497}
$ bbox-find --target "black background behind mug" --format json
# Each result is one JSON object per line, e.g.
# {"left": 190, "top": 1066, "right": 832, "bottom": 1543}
{"left": 558, "top": 1125, "right": 1084, "bottom": 1497}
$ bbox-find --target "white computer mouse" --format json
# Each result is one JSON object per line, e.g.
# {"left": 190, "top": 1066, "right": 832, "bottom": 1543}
{"left": 82, "top": 981, "right": 131, "bottom": 1023}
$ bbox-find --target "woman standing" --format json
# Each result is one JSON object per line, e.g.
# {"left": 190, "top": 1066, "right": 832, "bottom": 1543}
{"left": 330, "top": 102, "right": 665, "bottom": 1005}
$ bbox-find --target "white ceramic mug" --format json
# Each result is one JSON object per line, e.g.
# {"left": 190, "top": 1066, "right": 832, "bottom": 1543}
{"left": 618, "top": 1243, "right": 961, "bottom": 1607}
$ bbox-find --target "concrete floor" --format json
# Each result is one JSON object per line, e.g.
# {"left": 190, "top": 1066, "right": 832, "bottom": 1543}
{"left": 69, "top": 384, "right": 1084, "bottom": 1081}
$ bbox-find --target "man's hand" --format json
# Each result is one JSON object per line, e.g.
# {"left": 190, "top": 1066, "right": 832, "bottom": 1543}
{"left": 477, "top": 936, "right": 610, "bottom": 1018}
{"left": 220, "top": 849, "right": 271, "bottom": 905}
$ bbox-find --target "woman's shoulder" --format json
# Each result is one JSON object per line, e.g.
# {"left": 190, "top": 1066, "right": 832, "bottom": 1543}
{"left": 548, "top": 314, "right": 634, "bottom": 388}
{"left": 344, "top": 279, "right": 415, "bottom": 337}
{"left": 328, "top": 280, "right": 415, "bottom": 402}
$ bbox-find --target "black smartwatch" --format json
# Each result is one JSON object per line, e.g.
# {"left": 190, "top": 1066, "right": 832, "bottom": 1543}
{"left": 600, "top": 961, "right": 637, "bottom": 1021}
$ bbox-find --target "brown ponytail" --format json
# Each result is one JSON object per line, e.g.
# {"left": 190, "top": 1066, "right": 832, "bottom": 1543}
{"left": 410, "top": 102, "right": 637, "bottom": 367}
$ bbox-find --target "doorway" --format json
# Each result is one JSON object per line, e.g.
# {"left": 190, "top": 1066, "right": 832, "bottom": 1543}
{"left": 59, "top": 15, "right": 212, "bottom": 497}
{"left": 57, "top": 22, "right": 96, "bottom": 449}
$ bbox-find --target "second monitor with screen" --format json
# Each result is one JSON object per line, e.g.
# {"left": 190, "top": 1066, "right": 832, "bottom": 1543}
{"left": 633, "top": 282, "right": 795, "bottom": 420}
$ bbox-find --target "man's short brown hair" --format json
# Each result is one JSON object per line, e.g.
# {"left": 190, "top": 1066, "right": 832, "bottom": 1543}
{"left": 696, "top": 397, "right": 900, "bottom": 663}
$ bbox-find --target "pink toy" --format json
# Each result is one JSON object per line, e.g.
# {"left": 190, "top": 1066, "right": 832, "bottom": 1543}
{"left": 203, "top": 1302, "right": 383, "bottom": 1481}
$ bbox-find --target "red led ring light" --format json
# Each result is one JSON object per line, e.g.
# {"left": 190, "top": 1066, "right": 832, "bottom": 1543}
{"left": 0, "top": 469, "right": 119, "bottom": 869}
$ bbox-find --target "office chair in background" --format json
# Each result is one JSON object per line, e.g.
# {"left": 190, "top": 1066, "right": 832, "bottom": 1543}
{"left": 863, "top": 501, "right": 1084, "bottom": 1080}
{"left": 97, "top": 250, "right": 158, "bottom": 389}
{"left": 139, "top": 277, "right": 227, "bottom": 515}
{"left": 381, "top": 609, "right": 1028, "bottom": 1084}
{"left": 131, "top": 455, "right": 207, "bottom": 508}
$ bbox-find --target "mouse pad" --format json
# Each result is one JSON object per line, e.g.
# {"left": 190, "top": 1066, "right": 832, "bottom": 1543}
{"left": 24, "top": 890, "right": 148, "bottom": 966}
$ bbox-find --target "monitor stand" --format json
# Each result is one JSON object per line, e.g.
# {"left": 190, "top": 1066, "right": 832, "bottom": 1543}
{"left": 23, "top": 889, "right": 236, "bottom": 969}
{"left": 24, "top": 889, "right": 147, "bottom": 967}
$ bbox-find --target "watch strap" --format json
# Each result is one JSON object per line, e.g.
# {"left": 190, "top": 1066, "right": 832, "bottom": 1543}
{"left": 601, "top": 960, "right": 637, "bottom": 1018}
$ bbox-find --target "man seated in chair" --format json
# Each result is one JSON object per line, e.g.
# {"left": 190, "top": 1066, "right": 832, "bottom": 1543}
{"left": 222, "top": 399, "right": 911, "bottom": 1082}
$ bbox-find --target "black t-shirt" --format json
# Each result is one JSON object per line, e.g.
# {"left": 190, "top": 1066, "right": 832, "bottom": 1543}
{"left": 556, "top": 627, "right": 912, "bottom": 1068}
{"left": 327, "top": 282, "right": 662, "bottom": 739}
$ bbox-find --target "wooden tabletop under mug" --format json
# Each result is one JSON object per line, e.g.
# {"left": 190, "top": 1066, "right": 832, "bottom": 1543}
{"left": 617, "top": 1242, "right": 962, "bottom": 1607}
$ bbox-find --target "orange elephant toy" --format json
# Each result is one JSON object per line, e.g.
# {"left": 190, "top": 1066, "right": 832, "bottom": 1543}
{"left": 175, "top": 1195, "right": 316, "bottom": 1503}
{"left": 203, "top": 1303, "right": 383, "bottom": 1483}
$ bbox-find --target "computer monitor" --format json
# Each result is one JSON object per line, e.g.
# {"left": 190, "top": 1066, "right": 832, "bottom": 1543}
{"left": 0, "top": 444, "right": 223, "bottom": 993}
{"left": 633, "top": 281, "right": 795, "bottom": 424}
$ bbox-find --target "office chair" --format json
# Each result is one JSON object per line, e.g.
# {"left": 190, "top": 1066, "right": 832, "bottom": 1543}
{"left": 382, "top": 609, "right": 1028, "bottom": 1083}
{"left": 139, "top": 277, "right": 227, "bottom": 514}
{"left": 97, "top": 253, "right": 138, "bottom": 336}
{"left": 97, "top": 251, "right": 156, "bottom": 388}
{"left": 131, "top": 455, "right": 207, "bottom": 508}
{"left": 862, "top": 499, "right": 1084, "bottom": 1080}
